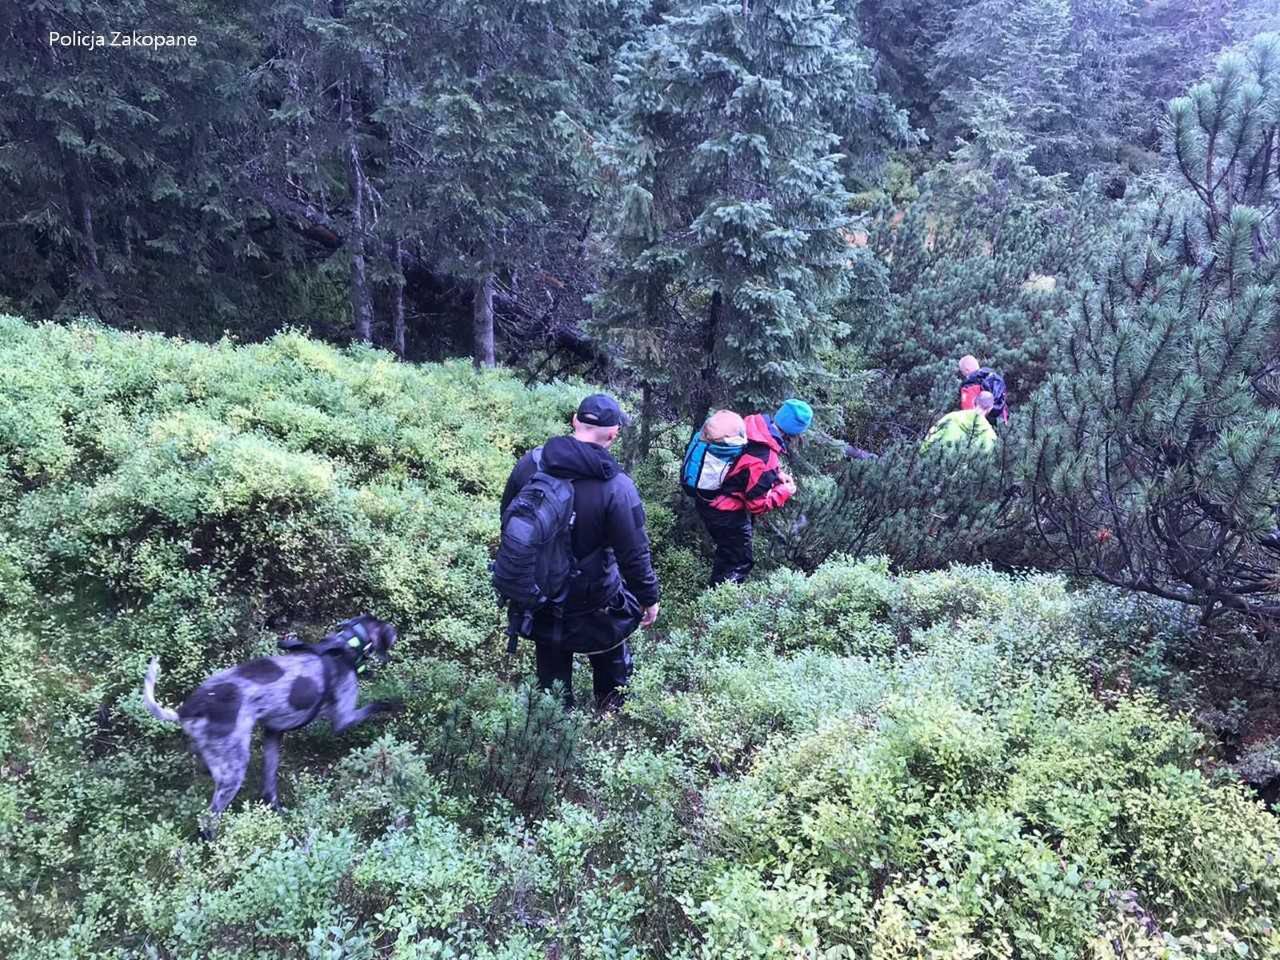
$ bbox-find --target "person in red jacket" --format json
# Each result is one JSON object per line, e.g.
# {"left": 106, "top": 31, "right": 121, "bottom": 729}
{"left": 694, "top": 399, "right": 812, "bottom": 586}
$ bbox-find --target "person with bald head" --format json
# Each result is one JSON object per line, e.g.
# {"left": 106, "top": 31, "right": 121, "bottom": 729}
{"left": 499, "top": 393, "right": 660, "bottom": 710}
{"left": 923, "top": 389, "right": 998, "bottom": 453}
{"left": 958, "top": 354, "right": 1009, "bottom": 425}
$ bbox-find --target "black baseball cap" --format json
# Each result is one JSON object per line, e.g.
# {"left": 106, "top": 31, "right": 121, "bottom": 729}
{"left": 576, "top": 393, "right": 631, "bottom": 427}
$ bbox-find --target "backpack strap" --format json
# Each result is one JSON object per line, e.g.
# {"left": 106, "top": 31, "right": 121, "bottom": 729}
{"left": 550, "top": 604, "right": 565, "bottom": 647}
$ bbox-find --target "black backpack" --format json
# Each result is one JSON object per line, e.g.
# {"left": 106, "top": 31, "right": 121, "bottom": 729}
{"left": 966, "top": 367, "right": 1009, "bottom": 420}
{"left": 983, "top": 369, "right": 1007, "bottom": 417}
{"left": 491, "top": 447, "right": 577, "bottom": 650}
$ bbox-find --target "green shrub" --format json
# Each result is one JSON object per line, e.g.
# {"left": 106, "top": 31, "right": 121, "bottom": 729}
{"left": 2, "top": 320, "right": 1277, "bottom": 960}
{"left": 0, "top": 319, "right": 588, "bottom": 675}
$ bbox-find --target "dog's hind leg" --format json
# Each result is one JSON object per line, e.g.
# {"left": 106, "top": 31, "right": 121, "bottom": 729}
{"left": 200, "top": 741, "right": 249, "bottom": 840}
{"left": 261, "top": 730, "right": 283, "bottom": 809}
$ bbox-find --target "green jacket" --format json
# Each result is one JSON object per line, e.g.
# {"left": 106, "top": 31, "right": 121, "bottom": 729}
{"left": 922, "top": 409, "right": 997, "bottom": 454}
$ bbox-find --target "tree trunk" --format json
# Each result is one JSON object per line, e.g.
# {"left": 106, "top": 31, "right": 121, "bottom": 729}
{"left": 622, "top": 381, "right": 654, "bottom": 473}
{"left": 639, "top": 381, "right": 654, "bottom": 459}
{"left": 473, "top": 270, "right": 496, "bottom": 369}
{"left": 61, "top": 151, "right": 115, "bottom": 322}
{"left": 63, "top": 154, "right": 103, "bottom": 285}
{"left": 696, "top": 289, "right": 723, "bottom": 423}
{"left": 343, "top": 77, "right": 373, "bottom": 343}
{"left": 392, "top": 237, "right": 406, "bottom": 359}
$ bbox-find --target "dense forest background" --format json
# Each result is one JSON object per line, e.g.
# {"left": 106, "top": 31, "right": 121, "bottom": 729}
{"left": 6, "top": 2, "right": 1280, "bottom": 957}
{"left": 3, "top": 0, "right": 1276, "bottom": 370}
{"left": 7, "top": 0, "right": 1280, "bottom": 613}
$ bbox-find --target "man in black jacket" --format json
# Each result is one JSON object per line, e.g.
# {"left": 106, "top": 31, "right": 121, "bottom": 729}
{"left": 499, "top": 394, "right": 660, "bottom": 709}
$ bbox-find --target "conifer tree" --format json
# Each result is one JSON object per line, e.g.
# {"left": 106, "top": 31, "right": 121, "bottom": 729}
{"left": 0, "top": 1, "right": 254, "bottom": 330}
{"left": 934, "top": 0, "right": 1083, "bottom": 176}
{"left": 249, "top": 0, "right": 599, "bottom": 358}
{"left": 870, "top": 0, "right": 1279, "bottom": 186}
{"left": 408, "top": 0, "right": 596, "bottom": 369}
{"left": 250, "top": 0, "right": 385, "bottom": 343}
{"left": 761, "top": 433, "right": 1023, "bottom": 572}
{"left": 594, "top": 0, "right": 910, "bottom": 424}
{"left": 1026, "top": 35, "right": 1280, "bottom": 622}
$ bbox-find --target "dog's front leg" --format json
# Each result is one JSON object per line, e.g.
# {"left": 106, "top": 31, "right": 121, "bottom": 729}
{"left": 261, "top": 730, "right": 284, "bottom": 809}
{"left": 328, "top": 671, "right": 402, "bottom": 733}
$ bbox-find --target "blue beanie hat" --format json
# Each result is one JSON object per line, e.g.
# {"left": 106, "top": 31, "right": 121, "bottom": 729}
{"left": 774, "top": 399, "right": 813, "bottom": 436}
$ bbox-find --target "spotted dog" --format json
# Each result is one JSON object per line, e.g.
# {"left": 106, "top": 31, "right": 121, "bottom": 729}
{"left": 142, "top": 614, "right": 401, "bottom": 836}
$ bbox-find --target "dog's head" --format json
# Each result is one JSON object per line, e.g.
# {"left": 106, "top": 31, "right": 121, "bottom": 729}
{"left": 366, "top": 618, "right": 398, "bottom": 665}
{"left": 325, "top": 614, "right": 398, "bottom": 666}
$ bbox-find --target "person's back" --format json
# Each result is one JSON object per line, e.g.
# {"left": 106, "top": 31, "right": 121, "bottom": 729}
{"left": 693, "top": 399, "right": 812, "bottom": 586}
{"left": 500, "top": 434, "right": 658, "bottom": 616}
{"left": 924, "top": 409, "right": 997, "bottom": 453}
{"left": 703, "top": 412, "right": 795, "bottom": 516}
{"left": 499, "top": 394, "right": 659, "bottom": 710}
{"left": 923, "top": 391, "right": 998, "bottom": 454}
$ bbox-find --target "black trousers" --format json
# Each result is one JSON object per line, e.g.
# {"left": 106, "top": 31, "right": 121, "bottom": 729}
{"left": 534, "top": 639, "right": 633, "bottom": 710}
{"left": 695, "top": 499, "right": 755, "bottom": 586}
{"left": 524, "top": 589, "right": 642, "bottom": 709}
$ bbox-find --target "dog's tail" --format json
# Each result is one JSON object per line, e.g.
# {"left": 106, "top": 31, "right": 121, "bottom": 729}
{"left": 143, "top": 657, "right": 180, "bottom": 724}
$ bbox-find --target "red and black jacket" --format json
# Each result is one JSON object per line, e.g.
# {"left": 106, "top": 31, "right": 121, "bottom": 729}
{"left": 703, "top": 414, "right": 793, "bottom": 516}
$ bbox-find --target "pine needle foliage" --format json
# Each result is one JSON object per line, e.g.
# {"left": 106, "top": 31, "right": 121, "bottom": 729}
{"left": 431, "top": 686, "right": 585, "bottom": 821}
{"left": 1026, "top": 35, "right": 1280, "bottom": 623}
{"left": 760, "top": 431, "right": 1023, "bottom": 573}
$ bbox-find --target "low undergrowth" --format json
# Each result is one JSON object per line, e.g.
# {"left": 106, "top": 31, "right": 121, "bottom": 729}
{"left": 0, "top": 322, "right": 1275, "bottom": 959}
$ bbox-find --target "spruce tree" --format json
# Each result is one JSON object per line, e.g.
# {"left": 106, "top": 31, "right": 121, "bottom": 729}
{"left": 408, "top": 0, "right": 595, "bottom": 369}
{"left": 0, "top": 1, "right": 255, "bottom": 331}
{"left": 594, "top": 0, "right": 910, "bottom": 424}
{"left": 1026, "top": 35, "right": 1280, "bottom": 622}
{"left": 248, "top": 0, "right": 599, "bottom": 359}
{"left": 879, "top": 0, "right": 1279, "bottom": 187}
{"left": 934, "top": 0, "right": 1082, "bottom": 176}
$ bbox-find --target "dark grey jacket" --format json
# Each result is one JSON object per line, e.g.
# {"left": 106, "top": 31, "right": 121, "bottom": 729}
{"left": 500, "top": 436, "right": 660, "bottom": 614}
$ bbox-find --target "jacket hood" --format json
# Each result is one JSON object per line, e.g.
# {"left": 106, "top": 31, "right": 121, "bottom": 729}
{"left": 743, "top": 414, "right": 783, "bottom": 453}
{"left": 541, "top": 435, "right": 620, "bottom": 481}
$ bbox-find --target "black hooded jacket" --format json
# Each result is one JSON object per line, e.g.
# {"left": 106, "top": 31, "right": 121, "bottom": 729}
{"left": 500, "top": 436, "right": 660, "bottom": 614}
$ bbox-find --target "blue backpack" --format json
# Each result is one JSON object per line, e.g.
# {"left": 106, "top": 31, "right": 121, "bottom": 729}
{"left": 681, "top": 429, "right": 747, "bottom": 496}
